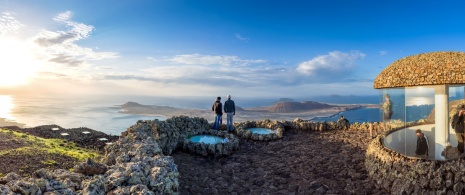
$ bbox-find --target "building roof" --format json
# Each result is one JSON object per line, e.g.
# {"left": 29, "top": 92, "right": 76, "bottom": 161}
{"left": 374, "top": 51, "right": 465, "bottom": 89}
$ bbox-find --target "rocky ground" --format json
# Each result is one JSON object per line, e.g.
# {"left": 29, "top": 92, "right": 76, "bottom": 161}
{"left": 172, "top": 129, "right": 388, "bottom": 194}
{"left": 2, "top": 124, "right": 119, "bottom": 152}
{"left": 0, "top": 126, "right": 107, "bottom": 177}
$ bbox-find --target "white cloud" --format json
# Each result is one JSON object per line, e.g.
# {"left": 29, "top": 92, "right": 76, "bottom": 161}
{"left": 167, "top": 54, "right": 265, "bottom": 66}
{"left": 32, "top": 11, "right": 118, "bottom": 68}
{"left": 36, "top": 11, "right": 93, "bottom": 46}
{"left": 146, "top": 57, "right": 157, "bottom": 62}
{"left": 379, "top": 51, "right": 388, "bottom": 56}
{"left": 0, "top": 12, "right": 23, "bottom": 35}
{"left": 296, "top": 51, "right": 366, "bottom": 75}
{"left": 235, "top": 33, "right": 249, "bottom": 42}
{"left": 53, "top": 11, "right": 73, "bottom": 22}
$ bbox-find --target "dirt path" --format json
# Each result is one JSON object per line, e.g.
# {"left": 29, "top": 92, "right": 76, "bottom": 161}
{"left": 172, "top": 129, "right": 387, "bottom": 194}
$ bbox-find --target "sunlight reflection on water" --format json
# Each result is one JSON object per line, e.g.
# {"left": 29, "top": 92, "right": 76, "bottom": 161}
{"left": 0, "top": 95, "right": 14, "bottom": 120}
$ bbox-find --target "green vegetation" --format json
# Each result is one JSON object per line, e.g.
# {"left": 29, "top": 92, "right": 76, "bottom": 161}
{"left": 0, "top": 129, "right": 100, "bottom": 161}
{"left": 41, "top": 159, "right": 58, "bottom": 166}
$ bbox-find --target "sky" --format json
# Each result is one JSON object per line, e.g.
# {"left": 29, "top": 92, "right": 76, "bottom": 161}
{"left": 1, "top": 0, "right": 465, "bottom": 98}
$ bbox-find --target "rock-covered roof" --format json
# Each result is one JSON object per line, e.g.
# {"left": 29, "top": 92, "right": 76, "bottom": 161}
{"left": 374, "top": 51, "right": 465, "bottom": 89}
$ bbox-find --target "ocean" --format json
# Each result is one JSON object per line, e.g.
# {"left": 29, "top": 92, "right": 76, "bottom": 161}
{"left": 0, "top": 94, "right": 434, "bottom": 135}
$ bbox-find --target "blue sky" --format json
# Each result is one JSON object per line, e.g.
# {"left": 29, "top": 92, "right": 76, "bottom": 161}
{"left": 1, "top": 0, "right": 465, "bottom": 98}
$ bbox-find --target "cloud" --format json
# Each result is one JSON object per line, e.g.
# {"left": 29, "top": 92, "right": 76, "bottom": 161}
{"left": 235, "top": 33, "right": 249, "bottom": 42}
{"left": 167, "top": 54, "right": 266, "bottom": 66}
{"left": 36, "top": 11, "right": 93, "bottom": 47}
{"left": 48, "top": 54, "right": 84, "bottom": 67}
{"left": 296, "top": 51, "right": 366, "bottom": 75}
{"left": 32, "top": 11, "right": 118, "bottom": 67}
{"left": 146, "top": 57, "right": 157, "bottom": 62}
{"left": 379, "top": 51, "right": 388, "bottom": 56}
{"left": 0, "top": 12, "right": 23, "bottom": 35}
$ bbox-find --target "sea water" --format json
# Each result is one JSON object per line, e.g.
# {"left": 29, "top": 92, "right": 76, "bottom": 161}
{"left": 0, "top": 95, "right": 166, "bottom": 135}
{"left": 0, "top": 94, "right": 389, "bottom": 135}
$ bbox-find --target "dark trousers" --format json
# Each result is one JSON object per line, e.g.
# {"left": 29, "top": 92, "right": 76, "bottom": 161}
{"left": 457, "top": 133, "right": 465, "bottom": 153}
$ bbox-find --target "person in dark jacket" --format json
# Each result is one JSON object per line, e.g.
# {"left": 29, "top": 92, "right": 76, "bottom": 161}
{"left": 452, "top": 104, "right": 465, "bottom": 153}
{"left": 337, "top": 115, "right": 350, "bottom": 130}
{"left": 224, "top": 95, "right": 236, "bottom": 132}
{"left": 415, "top": 129, "right": 429, "bottom": 157}
{"left": 211, "top": 97, "right": 223, "bottom": 130}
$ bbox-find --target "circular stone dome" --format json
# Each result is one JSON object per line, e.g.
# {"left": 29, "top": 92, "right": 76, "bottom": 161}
{"left": 374, "top": 51, "right": 465, "bottom": 89}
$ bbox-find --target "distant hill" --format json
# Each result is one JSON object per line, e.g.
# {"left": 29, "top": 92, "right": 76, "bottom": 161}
{"left": 276, "top": 98, "right": 295, "bottom": 102}
{"left": 266, "top": 101, "right": 334, "bottom": 113}
{"left": 427, "top": 99, "right": 465, "bottom": 122}
{"left": 121, "top": 102, "right": 145, "bottom": 107}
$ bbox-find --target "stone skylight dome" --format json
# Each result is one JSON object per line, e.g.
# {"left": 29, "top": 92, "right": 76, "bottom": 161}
{"left": 374, "top": 51, "right": 465, "bottom": 89}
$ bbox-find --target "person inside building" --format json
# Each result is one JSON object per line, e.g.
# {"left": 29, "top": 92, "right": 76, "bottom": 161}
{"left": 415, "top": 129, "right": 429, "bottom": 157}
{"left": 452, "top": 104, "right": 465, "bottom": 153}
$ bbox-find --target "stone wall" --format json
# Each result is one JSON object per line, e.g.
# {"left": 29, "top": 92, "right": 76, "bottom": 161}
{"left": 0, "top": 117, "right": 180, "bottom": 194}
{"left": 365, "top": 132, "right": 465, "bottom": 194}
{"left": 235, "top": 119, "right": 285, "bottom": 141}
{"left": 182, "top": 130, "right": 239, "bottom": 157}
{"left": 141, "top": 116, "right": 212, "bottom": 155}
{"left": 287, "top": 118, "right": 383, "bottom": 132}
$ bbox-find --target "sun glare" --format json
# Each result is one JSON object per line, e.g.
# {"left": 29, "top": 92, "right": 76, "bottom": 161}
{"left": 0, "top": 37, "right": 40, "bottom": 87}
{"left": 0, "top": 95, "right": 14, "bottom": 120}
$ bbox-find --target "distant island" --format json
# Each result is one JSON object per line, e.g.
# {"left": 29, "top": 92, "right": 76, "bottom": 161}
{"left": 116, "top": 100, "right": 373, "bottom": 122}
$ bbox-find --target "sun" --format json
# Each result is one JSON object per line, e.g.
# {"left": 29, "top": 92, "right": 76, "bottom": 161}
{"left": 0, "top": 37, "right": 40, "bottom": 87}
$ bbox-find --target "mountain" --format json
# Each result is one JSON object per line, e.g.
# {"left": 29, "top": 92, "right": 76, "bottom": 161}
{"left": 276, "top": 98, "right": 296, "bottom": 102}
{"left": 266, "top": 101, "right": 334, "bottom": 113}
{"left": 121, "top": 102, "right": 145, "bottom": 108}
{"left": 427, "top": 99, "right": 465, "bottom": 122}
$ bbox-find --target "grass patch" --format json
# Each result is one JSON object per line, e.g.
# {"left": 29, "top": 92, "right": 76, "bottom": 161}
{"left": 0, "top": 129, "right": 100, "bottom": 161}
{"left": 41, "top": 159, "right": 58, "bottom": 166}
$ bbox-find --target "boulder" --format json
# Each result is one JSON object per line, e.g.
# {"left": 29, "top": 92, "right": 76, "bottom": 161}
{"left": 73, "top": 158, "right": 108, "bottom": 176}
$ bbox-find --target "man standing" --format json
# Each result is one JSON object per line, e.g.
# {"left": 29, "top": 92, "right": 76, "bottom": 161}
{"left": 224, "top": 95, "right": 236, "bottom": 132}
{"left": 337, "top": 115, "right": 350, "bottom": 130}
{"left": 415, "top": 129, "right": 429, "bottom": 157}
{"left": 211, "top": 97, "right": 222, "bottom": 130}
{"left": 382, "top": 94, "right": 393, "bottom": 130}
{"left": 452, "top": 105, "right": 465, "bottom": 153}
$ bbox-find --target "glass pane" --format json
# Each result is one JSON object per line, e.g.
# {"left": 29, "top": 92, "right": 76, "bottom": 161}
{"left": 405, "top": 87, "right": 435, "bottom": 159}
{"left": 447, "top": 85, "right": 465, "bottom": 159}
{"left": 382, "top": 88, "right": 407, "bottom": 155}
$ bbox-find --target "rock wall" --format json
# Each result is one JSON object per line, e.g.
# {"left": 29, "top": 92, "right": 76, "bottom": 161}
{"left": 0, "top": 118, "right": 181, "bottom": 194}
{"left": 182, "top": 130, "right": 239, "bottom": 157}
{"left": 139, "top": 116, "right": 212, "bottom": 155}
{"left": 235, "top": 119, "right": 285, "bottom": 141}
{"left": 365, "top": 132, "right": 465, "bottom": 194}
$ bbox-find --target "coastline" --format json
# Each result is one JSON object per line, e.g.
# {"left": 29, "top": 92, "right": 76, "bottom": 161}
{"left": 116, "top": 102, "right": 372, "bottom": 123}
